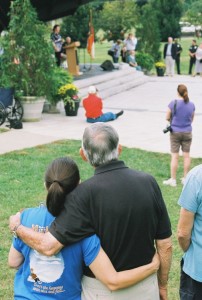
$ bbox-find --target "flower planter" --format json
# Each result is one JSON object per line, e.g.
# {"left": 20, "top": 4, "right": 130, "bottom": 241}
{"left": 64, "top": 100, "right": 80, "bottom": 116}
{"left": 156, "top": 67, "right": 165, "bottom": 77}
{"left": 21, "top": 96, "right": 45, "bottom": 122}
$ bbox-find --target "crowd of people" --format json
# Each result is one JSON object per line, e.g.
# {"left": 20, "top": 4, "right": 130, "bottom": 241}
{"left": 107, "top": 34, "right": 202, "bottom": 77}
{"left": 162, "top": 36, "right": 202, "bottom": 76}
{"left": 8, "top": 101, "right": 202, "bottom": 300}
{"left": 50, "top": 25, "right": 202, "bottom": 77}
{"left": 5, "top": 25, "right": 202, "bottom": 300}
{"left": 108, "top": 33, "right": 141, "bottom": 71}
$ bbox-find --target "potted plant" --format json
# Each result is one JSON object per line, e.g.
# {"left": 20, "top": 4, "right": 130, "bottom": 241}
{"left": 155, "top": 61, "right": 166, "bottom": 76}
{"left": 0, "top": 0, "right": 56, "bottom": 121}
{"left": 45, "top": 68, "right": 73, "bottom": 113}
{"left": 58, "top": 83, "right": 80, "bottom": 116}
{"left": 136, "top": 52, "right": 154, "bottom": 74}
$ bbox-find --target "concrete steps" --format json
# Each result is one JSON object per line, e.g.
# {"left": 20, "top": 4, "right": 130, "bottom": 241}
{"left": 74, "top": 63, "right": 148, "bottom": 100}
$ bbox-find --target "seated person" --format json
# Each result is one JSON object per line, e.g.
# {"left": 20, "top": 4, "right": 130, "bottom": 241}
{"left": 82, "top": 86, "right": 124, "bottom": 123}
{"left": 127, "top": 50, "right": 142, "bottom": 71}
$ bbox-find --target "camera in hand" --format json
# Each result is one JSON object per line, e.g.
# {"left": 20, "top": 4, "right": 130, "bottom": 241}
{"left": 163, "top": 125, "right": 172, "bottom": 134}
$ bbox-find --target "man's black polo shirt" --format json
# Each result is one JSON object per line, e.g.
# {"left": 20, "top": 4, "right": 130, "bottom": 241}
{"left": 49, "top": 160, "right": 171, "bottom": 271}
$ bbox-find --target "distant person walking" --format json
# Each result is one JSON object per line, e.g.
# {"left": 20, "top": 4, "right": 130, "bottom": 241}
{"left": 188, "top": 39, "right": 198, "bottom": 75}
{"left": 163, "top": 37, "right": 177, "bottom": 76}
{"left": 174, "top": 38, "right": 183, "bottom": 75}
{"left": 82, "top": 86, "right": 124, "bottom": 123}
{"left": 163, "top": 84, "right": 195, "bottom": 187}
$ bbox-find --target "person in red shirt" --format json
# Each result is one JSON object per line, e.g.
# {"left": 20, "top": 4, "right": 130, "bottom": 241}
{"left": 83, "top": 86, "right": 123, "bottom": 123}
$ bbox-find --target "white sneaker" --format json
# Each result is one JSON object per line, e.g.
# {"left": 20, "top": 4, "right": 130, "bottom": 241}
{"left": 163, "top": 178, "right": 177, "bottom": 187}
{"left": 181, "top": 178, "right": 185, "bottom": 185}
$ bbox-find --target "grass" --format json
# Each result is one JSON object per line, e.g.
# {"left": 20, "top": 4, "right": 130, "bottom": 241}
{"left": 78, "top": 36, "right": 200, "bottom": 75}
{"left": 0, "top": 128, "right": 9, "bottom": 133}
{"left": 1, "top": 140, "right": 202, "bottom": 299}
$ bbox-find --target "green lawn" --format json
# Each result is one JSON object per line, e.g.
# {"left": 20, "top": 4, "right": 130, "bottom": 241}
{"left": 1, "top": 140, "right": 202, "bottom": 299}
{"left": 78, "top": 36, "right": 198, "bottom": 75}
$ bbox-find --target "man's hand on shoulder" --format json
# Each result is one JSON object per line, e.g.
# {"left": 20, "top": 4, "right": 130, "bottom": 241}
{"left": 9, "top": 212, "right": 21, "bottom": 232}
{"left": 9, "top": 212, "right": 64, "bottom": 256}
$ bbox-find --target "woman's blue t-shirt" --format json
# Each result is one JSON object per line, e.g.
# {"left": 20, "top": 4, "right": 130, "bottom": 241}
{"left": 13, "top": 205, "right": 100, "bottom": 300}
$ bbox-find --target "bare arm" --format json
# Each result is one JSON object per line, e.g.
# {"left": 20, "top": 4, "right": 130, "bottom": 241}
{"left": 9, "top": 213, "right": 63, "bottom": 256}
{"left": 156, "top": 237, "right": 172, "bottom": 300}
{"left": 165, "top": 108, "right": 171, "bottom": 122}
{"left": 89, "top": 249, "right": 160, "bottom": 291}
{"left": 8, "top": 245, "right": 24, "bottom": 269}
{"left": 177, "top": 208, "right": 194, "bottom": 252}
{"left": 191, "top": 112, "right": 195, "bottom": 122}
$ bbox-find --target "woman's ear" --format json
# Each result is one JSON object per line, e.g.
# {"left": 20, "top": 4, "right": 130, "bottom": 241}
{"left": 118, "top": 144, "right": 122, "bottom": 156}
{"left": 79, "top": 148, "right": 88, "bottom": 162}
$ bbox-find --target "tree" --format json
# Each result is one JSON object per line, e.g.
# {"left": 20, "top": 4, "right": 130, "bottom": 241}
{"left": 96, "top": 0, "right": 139, "bottom": 41}
{"left": 0, "top": 0, "right": 55, "bottom": 97}
{"left": 185, "top": 1, "right": 202, "bottom": 26}
{"left": 183, "top": 0, "right": 200, "bottom": 12}
{"left": 152, "top": 0, "right": 183, "bottom": 41}
{"left": 61, "top": 2, "right": 103, "bottom": 48}
{"left": 136, "top": 3, "right": 161, "bottom": 61}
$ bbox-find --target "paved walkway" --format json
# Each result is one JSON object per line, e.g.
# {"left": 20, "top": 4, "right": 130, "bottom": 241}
{"left": 0, "top": 75, "right": 201, "bottom": 158}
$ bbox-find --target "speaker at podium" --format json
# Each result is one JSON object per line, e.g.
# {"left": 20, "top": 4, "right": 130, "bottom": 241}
{"left": 64, "top": 41, "right": 82, "bottom": 76}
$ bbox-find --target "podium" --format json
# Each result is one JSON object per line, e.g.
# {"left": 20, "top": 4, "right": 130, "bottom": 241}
{"left": 64, "top": 41, "right": 81, "bottom": 76}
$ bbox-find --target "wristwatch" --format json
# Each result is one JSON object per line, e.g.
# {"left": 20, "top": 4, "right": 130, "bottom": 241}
{"left": 12, "top": 224, "right": 21, "bottom": 238}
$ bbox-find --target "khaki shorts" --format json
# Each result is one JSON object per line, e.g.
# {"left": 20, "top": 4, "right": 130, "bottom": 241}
{"left": 81, "top": 273, "right": 160, "bottom": 300}
{"left": 170, "top": 132, "right": 192, "bottom": 153}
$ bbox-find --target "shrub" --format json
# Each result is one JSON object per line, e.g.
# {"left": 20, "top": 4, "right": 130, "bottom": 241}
{"left": 136, "top": 52, "right": 154, "bottom": 71}
{"left": 0, "top": 0, "right": 55, "bottom": 97}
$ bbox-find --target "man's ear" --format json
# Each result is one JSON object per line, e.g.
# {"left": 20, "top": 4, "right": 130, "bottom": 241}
{"left": 118, "top": 144, "right": 122, "bottom": 156}
{"left": 79, "top": 148, "right": 88, "bottom": 162}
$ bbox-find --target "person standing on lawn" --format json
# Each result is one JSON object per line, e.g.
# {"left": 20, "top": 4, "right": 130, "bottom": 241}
{"left": 9, "top": 123, "right": 172, "bottom": 300}
{"left": 177, "top": 164, "right": 202, "bottom": 299}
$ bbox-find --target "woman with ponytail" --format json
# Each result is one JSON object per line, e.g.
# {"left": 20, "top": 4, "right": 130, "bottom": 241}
{"left": 163, "top": 84, "right": 195, "bottom": 187}
{"left": 9, "top": 157, "right": 159, "bottom": 300}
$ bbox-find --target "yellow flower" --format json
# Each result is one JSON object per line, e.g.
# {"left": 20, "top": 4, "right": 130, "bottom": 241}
{"left": 58, "top": 83, "right": 80, "bottom": 106}
{"left": 155, "top": 61, "right": 166, "bottom": 68}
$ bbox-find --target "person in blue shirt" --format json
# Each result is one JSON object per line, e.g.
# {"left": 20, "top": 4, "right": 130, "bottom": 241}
{"left": 127, "top": 50, "right": 142, "bottom": 71}
{"left": 9, "top": 157, "right": 159, "bottom": 300}
{"left": 177, "top": 164, "right": 202, "bottom": 299}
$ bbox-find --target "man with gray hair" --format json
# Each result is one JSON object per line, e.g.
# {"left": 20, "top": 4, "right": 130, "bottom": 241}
{"left": 163, "top": 37, "right": 177, "bottom": 76}
{"left": 10, "top": 123, "right": 172, "bottom": 300}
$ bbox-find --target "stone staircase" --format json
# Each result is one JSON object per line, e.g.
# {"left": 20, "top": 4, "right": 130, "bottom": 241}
{"left": 74, "top": 63, "right": 148, "bottom": 100}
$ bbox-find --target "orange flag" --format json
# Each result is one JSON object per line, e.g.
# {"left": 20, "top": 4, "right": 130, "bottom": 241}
{"left": 87, "top": 10, "right": 95, "bottom": 59}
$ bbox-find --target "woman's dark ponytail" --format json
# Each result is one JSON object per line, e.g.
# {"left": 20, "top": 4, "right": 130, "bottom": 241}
{"left": 45, "top": 157, "right": 80, "bottom": 217}
{"left": 46, "top": 182, "right": 65, "bottom": 217}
